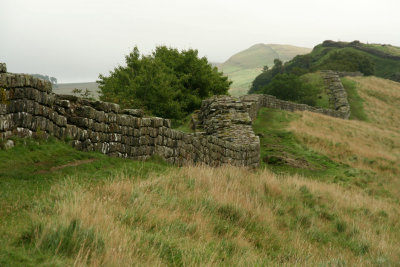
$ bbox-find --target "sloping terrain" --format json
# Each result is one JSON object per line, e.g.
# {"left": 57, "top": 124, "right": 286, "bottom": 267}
{"left": 218, "top": 44, "right": 311, "bottom": 96}
{"left": 0, "top": 77, "right": 399, "bottom": 266}
{"left": 287, "top": 41, "right": 400, "bottom": 81}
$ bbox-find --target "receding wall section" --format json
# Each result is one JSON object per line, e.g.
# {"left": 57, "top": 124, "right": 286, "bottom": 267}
{"left": 241, "top": 71, "right": 351, "bottom": 121}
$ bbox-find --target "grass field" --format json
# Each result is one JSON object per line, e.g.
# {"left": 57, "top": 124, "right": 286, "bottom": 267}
{"left": 1, "top": 76, "right": 400, "bottom": 266}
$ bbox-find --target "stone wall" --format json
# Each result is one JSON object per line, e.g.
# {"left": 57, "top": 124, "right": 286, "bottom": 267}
{"left": 0, "top": 63, "right": 259, "bottom": 167}
{"left": 0, "top": 63, "right": 351, "bottom": 168}
{"left": 240, "top": 71, "right": 351, "bottom": 121}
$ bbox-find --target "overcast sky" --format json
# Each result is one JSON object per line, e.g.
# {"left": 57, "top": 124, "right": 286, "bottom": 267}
{"left": 1, "top": 0, "right": 399, "bottom": 83}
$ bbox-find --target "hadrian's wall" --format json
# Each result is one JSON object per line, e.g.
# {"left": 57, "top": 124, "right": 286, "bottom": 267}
{"left": 0, "top": 62, "right": 352, "bottom": 168}
{"left": 0, "top": 63, "right": 259, "bottom": 167}
{"left": 240, "top": 71, "right": 351, "bottom": 121}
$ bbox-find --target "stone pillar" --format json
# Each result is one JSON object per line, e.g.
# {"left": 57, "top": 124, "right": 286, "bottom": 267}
{"left": 0, "top": 63, "right": 6, "bottom": 73}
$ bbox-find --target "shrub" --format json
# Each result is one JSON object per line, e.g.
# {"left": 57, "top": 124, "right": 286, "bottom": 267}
{"left": 261, "top": 74, "right": 320, "bottom": 106}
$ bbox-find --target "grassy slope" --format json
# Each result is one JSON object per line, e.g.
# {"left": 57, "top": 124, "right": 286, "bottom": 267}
{"left": 218, "top": 44, "right": 311, "bottom": 96}
{"left": 1, "top": 77, "right": 400, "bottom": 266}
{"left": 297, "top": 45, "right": 400, "bottom": 80}
{"left": 365, "top": 43, "right": 400, "bottom": 56}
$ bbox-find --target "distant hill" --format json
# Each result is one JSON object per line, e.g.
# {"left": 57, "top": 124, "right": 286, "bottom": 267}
{"left": 218, "top": 44, "right": 312, "bottom": 96}
{"left": 250, "top": 40, "right": 400, "bottom": 94}
{"left": 53, "top": 82, "right": 99, "bottom": 99}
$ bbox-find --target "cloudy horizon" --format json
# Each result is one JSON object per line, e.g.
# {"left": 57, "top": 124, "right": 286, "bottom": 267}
{"left": 1, "top": 0, "right": 399, "bottom": 83}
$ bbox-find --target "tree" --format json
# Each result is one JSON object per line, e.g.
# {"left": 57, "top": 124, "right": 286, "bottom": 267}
{"left": 249, "top": 58, "right": 285, "bottom": 94}
{"left": 97, "top": 46, "right": 231, "bottom": 121}
{"left": 262, "top": 74, "right": 319, "bottom": 106}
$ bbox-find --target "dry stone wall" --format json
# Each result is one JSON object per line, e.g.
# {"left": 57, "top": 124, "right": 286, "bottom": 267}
{"left": 240, "top": 71, "right": 351, "bottom": 121}
{"left": 0, "top": 63, "right": 259, "bottom": 167}
{"left": 0, "top": 63, "right": 351, "bottom": 168}
{"left": 320, "top": 70, "right": 351, "bottom": 116}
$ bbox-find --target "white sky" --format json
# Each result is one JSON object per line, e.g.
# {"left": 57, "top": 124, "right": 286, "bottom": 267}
{"left": 1, "top": 0, "right": 399, "bottom": 83}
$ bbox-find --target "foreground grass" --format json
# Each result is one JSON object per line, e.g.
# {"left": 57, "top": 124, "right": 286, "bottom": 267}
{"left": 2, "top": 150, "right": 399, "bottom": 266}
{"left": 0, "top": 138, "right": 169, "bottom": 266}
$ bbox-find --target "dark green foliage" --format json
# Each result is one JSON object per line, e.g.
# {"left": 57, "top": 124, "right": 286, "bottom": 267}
{"left": 390, "top": 72, "right": 400, "bottom": 82}
{"left": 261, "top": 74, "right": 320, "bottom": 106}
{"left": 318, "top": 50, "right": 375, "bottom": 75}
{"left": 20, "top": 219, "right": 104, "bottom": 259}
{"left": 249, "top": 59, "right": 284, "bottom": 94}
{"left": 98, "top": 46, "right": 231, "bottom": 121}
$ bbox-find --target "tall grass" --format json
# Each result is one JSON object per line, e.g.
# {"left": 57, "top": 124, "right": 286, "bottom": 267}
{"left": 17, "top": 165, "right": 400, "bottom": 266}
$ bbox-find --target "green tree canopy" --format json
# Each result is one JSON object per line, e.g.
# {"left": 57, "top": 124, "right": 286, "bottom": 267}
{"left": 262, "top": 74, "right": 320, "bottom": 106}
{"left": 98, "top": 46, "right": 231, "bottom": 121}
{"left": 249, "top": 58, "right": 284, "bottom": 94}
{"left": 319, "top": 50, "right": 375, "bottom": 75}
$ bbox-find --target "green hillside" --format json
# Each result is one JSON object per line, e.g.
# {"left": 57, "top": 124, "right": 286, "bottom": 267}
{"left": 218, "top": 44, "right": 311, "bottom": 96}
{"left": 286, "top": 40, "right": 400, "bottom": 81}
{"left": 250, "top": 40, "right": 400, "bottom": 97}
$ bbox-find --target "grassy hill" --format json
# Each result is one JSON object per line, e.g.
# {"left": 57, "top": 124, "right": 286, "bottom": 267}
{"left": 218, "top": 44, "right": 311, "bottom": 96}
{"left": 1, "top": 77, "right": 400, "bottom": 265}
{"left": 54, "top": 82, "right": 100, "bottom": 99}
{"left": 286, "top": 41, "right": 400, "bottom": 81}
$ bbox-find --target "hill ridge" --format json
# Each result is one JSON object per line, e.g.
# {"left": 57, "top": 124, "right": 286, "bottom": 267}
{"left": 218, "top": 43, "right": 311, "bottom": 96}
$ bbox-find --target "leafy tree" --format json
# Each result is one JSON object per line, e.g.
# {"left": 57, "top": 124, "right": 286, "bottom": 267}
{"left": 98, "top": 46, "right": 231, "bottom": 121}
{"left": 261, "top": 74, "right": 320, "bottom": 106}
{"left": 249, "top": 58, "right": 284, "bottom": 94}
